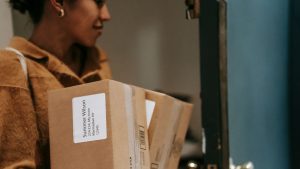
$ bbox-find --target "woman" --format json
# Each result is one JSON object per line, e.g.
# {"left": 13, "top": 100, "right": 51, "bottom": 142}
{"left": 0, "top": 0, "right": 112, "bottom": 168}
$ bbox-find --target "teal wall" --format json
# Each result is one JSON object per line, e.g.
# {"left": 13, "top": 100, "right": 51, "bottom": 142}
{"left": 228, "top": 1, "right": 290, "bottom": 169}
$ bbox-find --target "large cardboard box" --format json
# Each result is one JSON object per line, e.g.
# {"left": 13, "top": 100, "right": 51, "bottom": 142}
{"left": 145, "top": 90, "right": 193, "bottom": 169}
{"left": 48, "top": 80, "right": 150, "bottom": 169}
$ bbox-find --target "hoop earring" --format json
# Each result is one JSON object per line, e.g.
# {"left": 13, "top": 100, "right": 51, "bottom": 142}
{"left": 58, "top": 9, "right": 65, "bottom": 17}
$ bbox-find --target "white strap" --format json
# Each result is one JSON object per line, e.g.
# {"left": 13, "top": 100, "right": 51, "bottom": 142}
{"left": 5, "top": 47, "right": 28, "bottom": 80}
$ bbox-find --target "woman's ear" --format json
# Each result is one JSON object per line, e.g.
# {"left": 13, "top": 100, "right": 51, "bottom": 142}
{"left": 49, "top": 0, "right": 65, "bottom": 17}
{"left": 49, "top": 0, "right": 63, "bottom": 12}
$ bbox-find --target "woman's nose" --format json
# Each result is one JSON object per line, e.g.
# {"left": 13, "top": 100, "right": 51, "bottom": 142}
{"left": 100, "top": 5, "right": 111, "bottom": 21}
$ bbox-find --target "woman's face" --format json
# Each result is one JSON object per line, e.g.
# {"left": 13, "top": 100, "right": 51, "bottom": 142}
{"left": 63, "top": 0, "right": 111, "bottom": 47}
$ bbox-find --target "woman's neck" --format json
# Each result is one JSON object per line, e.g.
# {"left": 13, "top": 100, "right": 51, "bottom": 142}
{"left": 29, "top": 21, "right": 86, "bottom": 76}
{"left": 29, "top": 20, "right": 74, "bottom": 61}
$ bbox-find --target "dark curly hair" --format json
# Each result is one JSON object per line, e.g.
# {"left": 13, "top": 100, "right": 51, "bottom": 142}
{"left": 9, "top": 0, "right": 72, "bottom": 24}
{"left": 9, "top": 0, "right": 46, "bottom": 24}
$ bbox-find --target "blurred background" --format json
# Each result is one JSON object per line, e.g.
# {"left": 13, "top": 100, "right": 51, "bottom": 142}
{"left": 1, "top": 0, "right": 299, "bottom": 168}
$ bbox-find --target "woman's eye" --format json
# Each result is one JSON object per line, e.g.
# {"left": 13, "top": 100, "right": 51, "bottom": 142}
{"left": 95, "top": 0, "right": 104, "bottom": 5}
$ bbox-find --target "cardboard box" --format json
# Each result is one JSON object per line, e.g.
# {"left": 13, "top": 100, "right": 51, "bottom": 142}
{"left": 145, "top": 90, "right": 193, "bottom": 169}
{"left": 48, "top": 80, "right": 150, "bottom": 169}
{"left": 167, "top": 104, "right": 193, "bottom": 169}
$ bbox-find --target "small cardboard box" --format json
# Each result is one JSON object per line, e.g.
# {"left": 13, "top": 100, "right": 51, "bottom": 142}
{"left": 145, "top": 90, "right": 193, "bottom": 169}
{"left": 48, "top": 80, "right": 150, "bottom": 169}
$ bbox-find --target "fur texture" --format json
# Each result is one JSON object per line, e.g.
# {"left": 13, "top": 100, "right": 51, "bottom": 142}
{"left": 0, "top": 37, "right": 112, "bottom": 169}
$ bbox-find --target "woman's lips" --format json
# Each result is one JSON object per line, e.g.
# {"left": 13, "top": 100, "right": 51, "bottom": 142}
{"left": 93, "top": 20, "right": 103, "bottom": 30}
{"left": 93, "top": 25, "right": 103, "bottom": 30}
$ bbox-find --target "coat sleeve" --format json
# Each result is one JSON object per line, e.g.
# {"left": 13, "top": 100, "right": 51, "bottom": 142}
{"left": 0, "top": 51, "right": 39, "bottom": 169}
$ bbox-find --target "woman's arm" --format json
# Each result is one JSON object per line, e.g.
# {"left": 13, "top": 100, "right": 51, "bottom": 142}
{"left": 0, "top": 87, "right": 39, "bottom": 169}
{"left": 0, "top": 52, "right": 39, "bottom": 169}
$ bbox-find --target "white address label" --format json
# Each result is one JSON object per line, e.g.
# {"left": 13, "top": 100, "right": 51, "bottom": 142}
{"left": 72, "top": 93, "right": 107, "bottom": 143}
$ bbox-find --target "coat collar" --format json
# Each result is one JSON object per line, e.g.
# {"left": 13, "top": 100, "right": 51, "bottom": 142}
{"left": 10, "top": 36, "right": 51, "bottom": 60}
{"left": 9, "top": 36, "right": 105, "bottom": 86}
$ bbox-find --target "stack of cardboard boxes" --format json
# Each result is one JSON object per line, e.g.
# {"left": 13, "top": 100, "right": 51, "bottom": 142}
{"left": 146, "top": 90, "right": 193, "bottom": 169}
{"left": 48, "top": 80, "right": 193, "bottom": 169}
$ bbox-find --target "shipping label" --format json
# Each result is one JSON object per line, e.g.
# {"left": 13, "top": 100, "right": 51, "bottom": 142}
{"left": 72, "top": 93, "right": 107, "bottom": 143}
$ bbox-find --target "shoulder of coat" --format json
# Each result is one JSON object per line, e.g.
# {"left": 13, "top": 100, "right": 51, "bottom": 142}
{"left": 0, "top": 49, "right": 28, "bottom": 89}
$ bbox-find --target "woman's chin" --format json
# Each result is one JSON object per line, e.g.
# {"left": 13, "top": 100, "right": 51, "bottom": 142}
{"left": 80, "top": 39, "right": 98, "bottom": 47}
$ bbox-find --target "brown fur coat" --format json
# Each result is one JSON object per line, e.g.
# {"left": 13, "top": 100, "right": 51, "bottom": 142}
{"left": 0, "top": 37, "right": 112, "bottom": 169}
